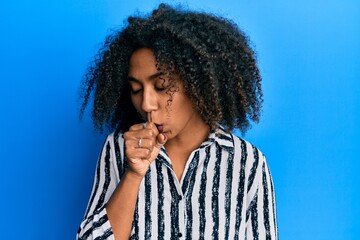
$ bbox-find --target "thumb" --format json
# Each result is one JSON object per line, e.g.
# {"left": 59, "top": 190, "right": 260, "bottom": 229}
{"left": 155, "top": 133, "right": 167, "bottom": 148}
{"left": 149, "top": 133, "right": 167, "bottom": 162}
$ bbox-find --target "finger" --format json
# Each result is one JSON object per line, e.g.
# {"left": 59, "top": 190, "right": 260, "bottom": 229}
{"left": 143, "top": 122, "right": 159, "bottom": 135}
{"left": 126, "top": 148, "right": 152, "bottom": 160}
{"left": 125, "top": 138, "right": 153, "bottom": 150}
{"left": 137, "top": 137, "right": 143, "bottom": 148}
{"left": 129, "top": 122, "right": 158, "bottom": 135}
{"left": 129, "top": 123, "right": 148, "bottom": 131}
{"left": 155, "top": 133, "right": 167, "bottom": 148}
{"left": 124, "top": 128, "right": 156, "bottom": 141}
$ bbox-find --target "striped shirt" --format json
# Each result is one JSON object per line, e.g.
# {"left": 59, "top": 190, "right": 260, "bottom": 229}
{"left": 77, "top": 127, "right": 278, "bottom": 240}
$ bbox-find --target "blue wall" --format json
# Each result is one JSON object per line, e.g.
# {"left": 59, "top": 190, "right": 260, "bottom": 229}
{"left": 0, "top": 0, "right": 359, "bottom": 239}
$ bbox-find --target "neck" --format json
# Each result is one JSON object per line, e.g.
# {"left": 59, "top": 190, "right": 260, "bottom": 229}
{"left": 164, "top": 120, "right": 210, "bottom": 157}
{"left": 164, "top": 119, "right": 210, "bottom": 181}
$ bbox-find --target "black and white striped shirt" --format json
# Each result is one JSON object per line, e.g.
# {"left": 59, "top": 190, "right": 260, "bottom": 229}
{"left": 77, "top": 127, "right": 278, "bottom": 239}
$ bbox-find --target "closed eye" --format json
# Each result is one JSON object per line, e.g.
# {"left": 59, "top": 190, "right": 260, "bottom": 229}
{"left": 128, "top": 77, "right": 142, "bottom": 94}
{"left": 130, "top": 88, "right": 142, "bottom": 94}
{"left": 155, "top": 86, "right": 165, "bottom": 92}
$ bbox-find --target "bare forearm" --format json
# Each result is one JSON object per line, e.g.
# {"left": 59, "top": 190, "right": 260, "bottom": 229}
{"left": 107, "top": 122, "right": 166, "bottom": 239}
{"left": 106, "top": 170, "right": 143, "bottom": 239}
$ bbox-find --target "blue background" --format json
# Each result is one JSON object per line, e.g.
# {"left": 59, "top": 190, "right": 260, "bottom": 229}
{"left": 0, "top": 0, "right": 359, "bottom": 239}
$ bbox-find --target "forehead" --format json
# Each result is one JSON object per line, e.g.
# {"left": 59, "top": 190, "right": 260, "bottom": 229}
{"left": 127, "top": 48, "right": 184, "bottom": 89}
{"left": 128, "top": 48, "right": 158, "bottom": 78}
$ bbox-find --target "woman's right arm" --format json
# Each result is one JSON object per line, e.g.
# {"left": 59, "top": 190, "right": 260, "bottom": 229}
{"left": 107, "top": 122, "right": 166, "bottom": 239}
{"left": 77, "top": 122, "right": 166, "bottom": 240}
{"left": 105, "top": 171, "right": 143, "bottom": 239}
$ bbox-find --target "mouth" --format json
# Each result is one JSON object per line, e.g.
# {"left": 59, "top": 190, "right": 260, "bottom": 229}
{"left": 155, "top": 124, "right": 164, "bottom": 133}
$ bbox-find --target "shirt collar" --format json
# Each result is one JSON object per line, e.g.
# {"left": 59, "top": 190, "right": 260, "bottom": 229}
{"left": 199, "top": 125, "right": 235, "bottom": 152}
{"left": 156, "top": 125, "right": 235, "bottom": 169}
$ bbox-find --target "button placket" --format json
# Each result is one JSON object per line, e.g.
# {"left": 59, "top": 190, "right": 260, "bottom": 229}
{"left": 177, "top": 191, "right": 185, "bottom": 239}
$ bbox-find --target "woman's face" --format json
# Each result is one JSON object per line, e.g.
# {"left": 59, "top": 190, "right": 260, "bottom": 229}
{"left": 128, "top": 48, "right": 207, "bottom": 142}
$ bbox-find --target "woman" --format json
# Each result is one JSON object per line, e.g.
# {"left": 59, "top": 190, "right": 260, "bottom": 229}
{"left": 77, "top": 4, "right": 277, "bottom": 240}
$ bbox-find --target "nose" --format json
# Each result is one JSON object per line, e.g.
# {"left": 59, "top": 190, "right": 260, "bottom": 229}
{"left": 141, "top": 88, "right": 158, "bottom": 113}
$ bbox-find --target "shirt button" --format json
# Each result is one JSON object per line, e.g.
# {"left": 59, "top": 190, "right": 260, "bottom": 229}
{"left": 178, "top": 195, "right": 183, "bottom": 200}
{"left": 178, "top": 232, "right": 183, "bottom": 238}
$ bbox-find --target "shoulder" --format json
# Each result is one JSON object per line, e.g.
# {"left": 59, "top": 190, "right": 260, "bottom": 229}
{"left": 229, "top": 133, "right": 268, "bottom": 177}
{"left": 231, "top": 133, "right": 276, "bottom": 196}
{"left": 100, "top": 131, "right": 126, "bottom": 164}
{"left": 104, "top": 130, "right": 125, "bottom": 148}
{"left": 212, "top": 127, "right": 265, "bottom": 161}
{"left": 228, "top": 132, "right": 265, "bottom": 160}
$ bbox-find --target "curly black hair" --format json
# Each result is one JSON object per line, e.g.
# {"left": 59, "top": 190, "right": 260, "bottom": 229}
{"left": 80, "top": 3, "right": 263, "bottom": 134}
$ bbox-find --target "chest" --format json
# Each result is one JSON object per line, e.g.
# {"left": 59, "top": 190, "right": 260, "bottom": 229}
{"left": 132, "top": 146, "right": 249, "bottom": 239}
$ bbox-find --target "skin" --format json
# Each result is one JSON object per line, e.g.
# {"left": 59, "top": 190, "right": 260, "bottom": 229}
{"left": 106, "top": 48, "right": 210, "bottom": 239}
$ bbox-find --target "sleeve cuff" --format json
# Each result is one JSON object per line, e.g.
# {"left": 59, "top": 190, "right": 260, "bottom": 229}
{"left": 78, "top": 206, "right": 114, "bottom": 240}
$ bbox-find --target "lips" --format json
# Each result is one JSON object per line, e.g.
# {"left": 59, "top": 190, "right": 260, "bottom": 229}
{"left": 155, "top": 124, "right": 164, "bottom": 133}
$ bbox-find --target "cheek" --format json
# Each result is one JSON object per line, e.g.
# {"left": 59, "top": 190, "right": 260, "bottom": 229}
{"left": 173, "top": 94, "right": 194, "bottom": 116}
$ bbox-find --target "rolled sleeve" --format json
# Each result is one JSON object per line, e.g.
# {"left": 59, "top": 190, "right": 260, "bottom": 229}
{"left": 77, "top": 133, "right": 123, "bottom": 240}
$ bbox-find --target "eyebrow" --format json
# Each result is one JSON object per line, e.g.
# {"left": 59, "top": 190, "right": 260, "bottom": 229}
{"left": 127, "top": 72, "right": 164, "bottom": 83}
